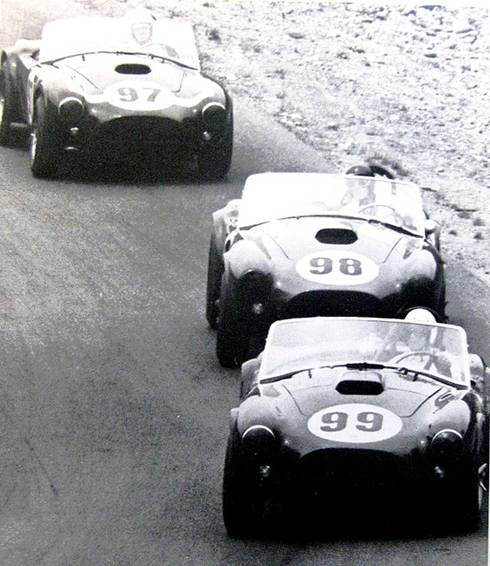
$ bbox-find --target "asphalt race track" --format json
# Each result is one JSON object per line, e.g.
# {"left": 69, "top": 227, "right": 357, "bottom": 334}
{"left": 0, "top": 98, "right": 487, "bottom": 565}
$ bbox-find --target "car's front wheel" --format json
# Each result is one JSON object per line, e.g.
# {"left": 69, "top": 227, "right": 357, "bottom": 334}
{"left": 216, "top": 277, "right": 250, "bottom": 368}
{"left": 197, "top": 128, "right": 233, "bottom": 181}
{"left": 435, "top": 463, "right": 484, "bottom": 532}
{"left": 0, "top": 65, "right": 15, "bottom": 145}
{"left": 216, "top": 323, "right": 249, "bottom": 369}
{"left": 30, "top": 97, "right": 62, "bottom": 178}
{"left": 453, "top": 464, "right": 485, "bottom": 532}
{"left": 222, "top": 435, "right": 266, "bottom": 539}
{"left": 205, "top": 231, "right": 223, "bottom": 329}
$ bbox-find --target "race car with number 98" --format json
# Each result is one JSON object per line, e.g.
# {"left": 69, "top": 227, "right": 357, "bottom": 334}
{"left": 207, "top": 172, "right": 445, "bottom": 368}
{"left": 223, "top": 315, "right": 488, "bottom": 538}
{"left": 0, "top": 10, "right": 233, "bottom": 179}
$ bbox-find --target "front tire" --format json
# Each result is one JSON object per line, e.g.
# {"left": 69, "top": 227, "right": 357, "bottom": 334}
{"left": 453, "top": 465, "right": 484, "bottom": 532}
{"left": 205, "top": 232, "right": 223, "bottom": 329}
{"left": 30, "top": 97, "right": 62, "bottom": 179}
{"left": 216, "top": 277, "right": 249, "bottom": 368}
{"left": 222, "top": 435, "right": 265, "bottom": 539}
{"left": 435, "top": 464, "right": 484, "bottom": 532}
{"left": 216, "top": 322, "right": 249, "bottom": 369}
{"left": 197, "top": 126, "right": 233, "bottom": 181}
{"left": 0, "top": 64, "right": 15, "bottom": 145}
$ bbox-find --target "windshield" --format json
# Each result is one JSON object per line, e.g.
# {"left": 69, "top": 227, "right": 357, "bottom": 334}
{"left": 238, "top": 173, "right": 426, "bottom": 236}
{"left": 38, "top": 16, "right": 200, "bottom": 69}
{"left": 259, "top": 317, "right": 469, "bottom": 386}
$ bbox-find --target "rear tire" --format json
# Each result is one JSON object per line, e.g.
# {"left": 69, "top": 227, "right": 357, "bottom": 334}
{"left": 0, "top": 64, "right": 15, "bottom": 145}
{"left": 30, "top": 97, "right": 62, "bottom": 178}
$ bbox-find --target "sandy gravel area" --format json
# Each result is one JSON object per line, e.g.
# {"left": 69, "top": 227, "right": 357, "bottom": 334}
{"left": 6, "top": 0, "right": 490, "bottom": 285}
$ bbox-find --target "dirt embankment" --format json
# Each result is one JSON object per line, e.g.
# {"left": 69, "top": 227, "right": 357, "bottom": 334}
{"left": 13, "top": 0, "right": 490, "bottom": 284}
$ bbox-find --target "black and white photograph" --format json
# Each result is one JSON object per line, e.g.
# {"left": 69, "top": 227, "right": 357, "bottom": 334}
{"left": 0, "top": 0, "right": 488, "bottom": 564}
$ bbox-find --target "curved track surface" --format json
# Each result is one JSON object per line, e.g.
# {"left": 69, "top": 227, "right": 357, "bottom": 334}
{"left": 0, "top": 5, "right": 488, "bottom": 564}
{"left": 0, "top": 103, "right": 487, "bottom": 566}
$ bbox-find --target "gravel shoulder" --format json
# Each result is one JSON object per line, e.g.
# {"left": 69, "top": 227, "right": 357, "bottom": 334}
{"left": 8, "top": 0, "right": 490, "bottom": 285}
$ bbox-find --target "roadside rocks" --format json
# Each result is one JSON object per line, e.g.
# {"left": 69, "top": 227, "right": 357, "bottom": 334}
{"left": 79, "top": 0, "right": 489, "bottom": 285}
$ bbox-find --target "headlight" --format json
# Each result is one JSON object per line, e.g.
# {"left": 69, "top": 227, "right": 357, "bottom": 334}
{"left": 201, "top": 102, "right": 227, "bottom": 132}
{"left": 242, "top": 425, "right": 277, "bottom": 459}
{"left": 58, "top": 97, "right": 85, "bottom": 125}
{"left": 238, "top": 269, "right": 271, "bottom": 290}
{"left": 430, "top": 429, "right": 464, "bottom": 461}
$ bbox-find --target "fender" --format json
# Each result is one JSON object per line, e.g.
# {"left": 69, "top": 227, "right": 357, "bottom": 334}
{"left": 212, "top": 198, "right": 241, "bottom": 258}
{"left": 225, "top": 239, "right": 272, "bottom": 281}
{"left": 240, "top": 356, "right": 261, "bottom": 399}
{"left": 229, "top": 408, "right": 239, "bottom": 433}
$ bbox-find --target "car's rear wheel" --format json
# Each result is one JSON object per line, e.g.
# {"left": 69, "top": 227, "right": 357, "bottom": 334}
{"left": 30, "top": 97, "right": 62, "bottom": 178}
{"left": 205, "top": 232, "right": 223, "bottom": 329}
{"left": 197, "top": 127, "right": 233, "bottom": 181}
{"left": 222, "top": 435, "right": 265, "bottom": 539}
{"left": 0, "top": 65, "right": 15, "bottom": 145}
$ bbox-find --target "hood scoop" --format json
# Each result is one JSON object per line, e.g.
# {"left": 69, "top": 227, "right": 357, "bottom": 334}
{"left": 315, "top": 228, "right": 357, "bottom": 245}
{"left": 115, "top": 63, "right": 151, "bottom": 75}
{"left": 335, "top": 371, "right": 384, "bottom": 395}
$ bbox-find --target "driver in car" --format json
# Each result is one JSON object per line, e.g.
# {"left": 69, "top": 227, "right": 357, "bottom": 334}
{"left": 129, "top": 16, "right": 179, "bottom": 59}
{"left": 390, "top": 309, "right": 461, "bottom": 379}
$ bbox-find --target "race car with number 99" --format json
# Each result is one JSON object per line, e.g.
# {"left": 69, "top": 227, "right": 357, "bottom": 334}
{"left": 0, "top": 10, "right": 233, "bottom": 179}
{"left": 223, "top": 315, "right": 488, "bottom": 538}
{"left": 207, "top": 172, "right": 445, "bottom": 368}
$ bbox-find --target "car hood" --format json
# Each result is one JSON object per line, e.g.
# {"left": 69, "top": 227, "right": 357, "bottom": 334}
{"left": 56, "top": 54, "right": 186, "bottom": 92}
{"left": 254, "top": 217, "right": 408, "bottom": 264}
{"left": 281, "top": 369, "right": 442, "bottom": 418}
{"left": 237, "top": 368, "right": 470, "bottom": 454}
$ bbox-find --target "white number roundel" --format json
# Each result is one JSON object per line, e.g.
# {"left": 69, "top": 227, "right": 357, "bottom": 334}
{"left": 307, "top": 403, "right": 402, "bottom": 443}
{"left": 105, "top": 81, "right": 174, "bottom": 110}
{"left": 296, "top": 250, "right": 379, "bottom": 285}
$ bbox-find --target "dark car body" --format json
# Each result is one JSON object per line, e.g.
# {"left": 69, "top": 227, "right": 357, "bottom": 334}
{"left": 207, "top": 173, "right": 445, "bottom": 367}
{"left": 0, "top": 12, "right": 233, "bottom": 179}
{"left": 223, "top": 317, "right": 489, "bottom": 538}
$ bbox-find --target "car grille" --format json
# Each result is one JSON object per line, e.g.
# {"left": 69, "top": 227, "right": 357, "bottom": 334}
{"left": 281, "top": 290, "right": 390, "bottom": 319}
{"left": 93, "top": 116, "right": 195, "bottom": 155}
{"left": 298, "top": 448, "right": 410, "bottom": 492}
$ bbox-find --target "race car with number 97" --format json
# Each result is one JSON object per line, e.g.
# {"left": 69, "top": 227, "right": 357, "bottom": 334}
{"left": 223, "top": 315, "right": 488, "bottom": 538}
{"left": 207, "top": 171, "right": 445, "bottom": 368}
{"left": 0, "top": 10, "right": 233, "bottom": 179}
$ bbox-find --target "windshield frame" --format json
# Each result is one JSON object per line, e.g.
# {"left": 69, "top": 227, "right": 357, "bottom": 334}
{"left": 258, "top": 317, "right": 470, "bottom": 387}
{"left": 38, "top": 15, "right": 200, "bottom": 70}
{"left": 237, "top": 173, "right": 426, "bottom": 237}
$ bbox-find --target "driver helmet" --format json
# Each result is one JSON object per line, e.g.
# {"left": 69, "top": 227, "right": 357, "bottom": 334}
{"left": 127, "top": 9, "right": 157, "bottom": 45}
{"left": 404, "top": 309, "right": 438, "bottom": 350}
{"left": 404, "top": 308, "right": 436, "bottom": 324}
{"left": 345, "top": 165, "right": 374, "bottom": 177}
